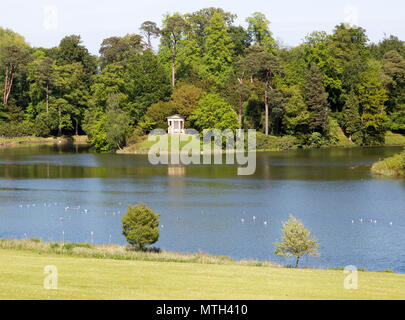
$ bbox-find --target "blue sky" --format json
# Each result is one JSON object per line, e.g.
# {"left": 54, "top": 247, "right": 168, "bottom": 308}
{"left": 1, "top": 0, "right": 404, "bottom": 55}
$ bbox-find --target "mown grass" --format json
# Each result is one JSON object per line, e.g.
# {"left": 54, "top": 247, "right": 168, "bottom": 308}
{"left": 1, "top": 247, "right": 405, "bottom": 299}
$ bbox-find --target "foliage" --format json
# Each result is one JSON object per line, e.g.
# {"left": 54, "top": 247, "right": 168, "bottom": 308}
{"left": 304, "top": 64, "right": 330, "bottom": 134}
{"left": 121, "top": 202, "right": 161, "bottom": 250}
{"left": 0, "top": 11, "right": 404, "bottom": 153}
{"left": 274, "top": 215, "right": 319, "bottom": 268}
{"left": 189, "top": 93, "right": 239, "bottom": 131}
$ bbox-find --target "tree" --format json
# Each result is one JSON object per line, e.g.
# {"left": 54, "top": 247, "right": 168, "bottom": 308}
{"left": 274, "top": 215, "right": 319, "bottom": 268}
{"left": 1, "top": 45, "right": 31, "bottom": 106}
{"left": 99, "top": 34, "right": 144, "bottom": 68}
{"left": 358, "top": 63, "right": 388, "bottom": 145}
{"left": 304, "top": 64, "right": 330, "bottom": 134}
{"left": 145, "top": 101, "right": 176, "bottom": 130}
{"left": 56, "top": 35, "right": 97, "bottom": 84}
{"left": 140, "top": 21, "right": 160, "bottom": 51}
{"left": 105, "top": 95, "right": 130, "bottom": 150}
{"left": 243, "top": 45, "right": 280, "bottom": 135}
{"left": 189, "top": 93, "right": 239, "bottom": 131}
{"left": 201, "top": 12, "right": 234, "bottom": 85}
{"left": 183, "top": 7, "right": 236, "bottom": 58}
{"left": 121, "top": 202, "right": 161, "bottom": 251}
{"left": 246, "top": 12, "right": 277, "bottom": 52}
{"left": 123, "top": 51, "right": 172, "bottom": 122}
{"left": 382, "top": 50, "right": 405, "bottom": 130}
{"left": 161, "top": 13, "right": 189, "bottom": 87}
{"left": 33, "top": 57, "right": 56, "bottom": 113}
{"left": 54, "top": 62, "right": 89, "bottom": 135}
{"left": 342, "top": 90, "right": 362, "bottom": 143}
{"left": 282, "top": 86, "right": 311, "bottom": 138}
{"left": 227, "top": 25, "right": 251, "bottom": 57}
{"left": 171, "top": 83, "right": 202, "bottom": 121}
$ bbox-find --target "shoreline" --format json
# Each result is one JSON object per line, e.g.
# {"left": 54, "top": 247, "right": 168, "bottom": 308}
{"left": 0, "top": 238, "right": 399, "bottom": 274}
{"left": 0, "top": 136, "right": 89, "bottom": 148}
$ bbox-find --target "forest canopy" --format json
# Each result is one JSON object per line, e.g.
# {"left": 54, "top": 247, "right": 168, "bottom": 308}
{"left": 0, "top": 8, "right": 404, "bottom": 151}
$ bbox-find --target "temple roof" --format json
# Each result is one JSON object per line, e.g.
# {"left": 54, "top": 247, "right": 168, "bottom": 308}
{"left": 167, "top": 114, "right": 185, "bottom": 120}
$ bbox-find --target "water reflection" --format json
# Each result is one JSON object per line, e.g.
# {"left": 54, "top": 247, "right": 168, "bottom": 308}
{"left": 1, "top": 143, "right": 405, "bottom": 272}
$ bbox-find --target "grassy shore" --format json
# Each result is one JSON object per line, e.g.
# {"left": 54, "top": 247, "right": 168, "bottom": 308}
{"left": 118, "top": 132, "right": 405, "bottom": 155}
{"left": 0, "top": 135, "right": 89, "bottom": 147}
{"left": 371, "top": 148, "right": 405, "bottom": 177}
{"left": 1, "top": 240, "right": 405, "bottom": 299}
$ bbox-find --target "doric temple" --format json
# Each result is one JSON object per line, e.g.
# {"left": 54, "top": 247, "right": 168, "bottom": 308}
{"left": 167, "top": 115, "right": 185, "bottom": 135}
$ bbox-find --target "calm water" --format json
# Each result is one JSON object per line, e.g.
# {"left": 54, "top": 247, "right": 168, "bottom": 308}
{"left": 1, "top": 143, "right": 405, "bottom": 272}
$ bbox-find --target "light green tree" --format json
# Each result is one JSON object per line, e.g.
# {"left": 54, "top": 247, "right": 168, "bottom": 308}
{"left": 189, "top": 93, "right": 239, "bottom": 131}
{"left": 105, "top": 94, "right": 130, "bottom": 150}
{"left": 274, "top": 215, "right": 319, "bottom": 268}
{"left": 201, "top": 12, "right": 234, "bottom": 85}
{"left": 358, "top": 61, "right": 388, "bottom": 145}
{"left": 246, "top": 12, "right": 277, "bottom": 53}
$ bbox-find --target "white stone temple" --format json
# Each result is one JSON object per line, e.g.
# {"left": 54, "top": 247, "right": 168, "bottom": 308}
{"left": 167, "top": 115, "right": 185, "bottom": 135}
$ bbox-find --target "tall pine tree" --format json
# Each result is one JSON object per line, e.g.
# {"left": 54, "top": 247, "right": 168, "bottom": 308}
{"left": 305, "top": 64, "right": 330, "bottom": 134}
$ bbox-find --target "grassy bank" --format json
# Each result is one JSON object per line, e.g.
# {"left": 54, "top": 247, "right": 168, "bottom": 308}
{"left": 0, "top": 135, "right": 89, "bottom": 147}
{"left": 385, "top": 131, "right": 405, "bottom": 146}
{"left": 1, "top": 247, "right": 405, "bottom": 299}
{"left": 0, "top": 136, "right": 57, "bottom": 146}
{"left": 371, "top": 148, "right": 405, "bottom": 177}
{"left": 0, "top": 239, "right": 274, "bottom": 267}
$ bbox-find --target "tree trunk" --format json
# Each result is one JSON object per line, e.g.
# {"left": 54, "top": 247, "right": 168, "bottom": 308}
{"left": 265, "top": 80, "right": 269, "bottom": 136}
{"left": 295, "top": 256, "right": 301, "bottom": 268}
{"left": 3, "top": 68, "right": 8, "bottom": 106}
{"left": 171, "top": 45, "right": 176, "bottom": 87}
{"left": 58, "top": 106, "right": 61, "bottom": 136}
{"left": 75, "top": 120, "right": 78, "bottom": 136}
{"left": 4, "top": 68, "right": 14, "bottom": 107}
{"left": 239, "top": 90, "right": 243, "bottom": 126}
{"left": 46, "top": 83, "right": 49, "bottom": 114}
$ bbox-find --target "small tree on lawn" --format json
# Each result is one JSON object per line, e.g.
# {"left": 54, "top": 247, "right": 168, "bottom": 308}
{"left": 274, "top": 215, "right": 319, "bottom": 268}
{"left": 121, "top": 202, "right": 161, "bottom": 251}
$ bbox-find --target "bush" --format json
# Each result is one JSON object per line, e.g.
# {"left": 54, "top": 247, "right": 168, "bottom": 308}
{"left": 278, "top": 135, "right": 299, "bottom": 150}
{"left": 255, "top": 132, "right": 280, "bottom": 150}
{"left": 63, "top": 242, "right": 93, "bottom": 251}
{"left": 121, "top": 202, "right": 161, "bottom": 251}
{"left": 0, "top": 120, "right": 36, "bottom": 137}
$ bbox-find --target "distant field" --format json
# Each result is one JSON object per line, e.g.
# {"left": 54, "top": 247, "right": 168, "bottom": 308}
{"left": 1, "top": 249, "right": 405, "bottom": 300}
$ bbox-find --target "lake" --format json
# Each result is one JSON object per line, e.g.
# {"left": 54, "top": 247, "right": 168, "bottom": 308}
{"left": 1, "top": 143, "right": 405, "bottom": 272}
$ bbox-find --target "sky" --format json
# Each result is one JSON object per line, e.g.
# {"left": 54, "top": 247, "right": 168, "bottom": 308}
{"left": 1, "top": 0, "right": 404, "bottom": 55}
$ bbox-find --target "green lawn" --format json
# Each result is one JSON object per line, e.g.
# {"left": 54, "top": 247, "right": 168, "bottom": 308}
{"left": 1, "top": 249, "right": 405, "bottom": 300}
{"left": 385, "top": 132, "right": 405, "bottom": 146}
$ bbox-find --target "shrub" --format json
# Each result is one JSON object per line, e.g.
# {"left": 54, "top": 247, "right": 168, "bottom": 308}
{"left": 121, "top": 202, "right": 161, "bottom": 251}
{"left": 278, "top": 135, "right": 299, "bottom": 150}
{"left": 63, "top": 242, "right": 93, "bottom": 251}
{"left": 50, "top": 243, "right": 60, "bottom": 250}
{"left": 255, "top": 132, "right": 280, "bottom": 150}
{"left": 308, "top": 132, "right": 324, "bottom": 148}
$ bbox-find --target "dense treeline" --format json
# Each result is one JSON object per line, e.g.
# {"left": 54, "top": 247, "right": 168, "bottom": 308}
{"left": 0, "top": 8, "right": 405, "bottom": 151}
